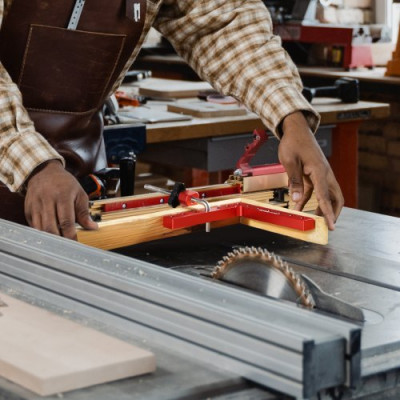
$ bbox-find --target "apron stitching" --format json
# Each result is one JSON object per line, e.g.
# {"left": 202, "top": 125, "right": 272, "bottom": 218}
{"left": 98, "top": 35, "right": 127, "bottom": 109}
{"left": 17, "top": 25, "right": 34, "bottom": 87}
{"left": 26, "top": 107, "right": 99, "bottom": 115}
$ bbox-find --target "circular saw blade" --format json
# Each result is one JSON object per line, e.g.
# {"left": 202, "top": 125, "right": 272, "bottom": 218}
{"left": 212, "top": 246, "right": 315, "bottom": 308}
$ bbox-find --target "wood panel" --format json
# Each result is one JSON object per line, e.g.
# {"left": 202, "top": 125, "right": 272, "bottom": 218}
{"left": 137, "top": 78, "right": 212, "bottom": 98}
{"left": 167, "top": 102, "right": 247, "bottom": 118}
{"left": 0, "top": 294, "right": 155, "bottom": 396}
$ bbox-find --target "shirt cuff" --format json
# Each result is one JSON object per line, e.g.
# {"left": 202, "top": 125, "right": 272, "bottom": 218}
{"left": 0, "top": 131, "right": 65, "bottom": 192}
{"left": 261, "top": 85, "right": 321, "bottom": 138}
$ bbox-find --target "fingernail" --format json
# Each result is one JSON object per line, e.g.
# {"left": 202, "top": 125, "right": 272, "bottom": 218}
{"left": 292, "top": 192, "right": 301, "bottom": 202}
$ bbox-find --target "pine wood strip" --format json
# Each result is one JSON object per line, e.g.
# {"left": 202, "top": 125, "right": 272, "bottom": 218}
{"left": 81, "top": 206, "right": 195, "bottom": 250}
{"left": 240, "top": 199, "right": 328, "bottom": 245}
{"left": 79, "top": 198, "right": 327, "bottom": 250}
{"left": 0, "top": 294, "right": 155, "bottom": 396}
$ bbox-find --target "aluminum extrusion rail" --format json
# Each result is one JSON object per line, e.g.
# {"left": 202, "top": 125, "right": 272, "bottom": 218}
{"left": 0, "top": 220, "right": 361, "bottom": 399}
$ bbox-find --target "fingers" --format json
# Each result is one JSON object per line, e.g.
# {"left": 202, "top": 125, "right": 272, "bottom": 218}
{"left": 25, "top": 198, "right": 61, "bottom": 235}
{"left": 280, "top": 155, "right": 311, "bottom": 212}
{"left": 280, "top": 151, "right": 343, "bottom": 230}
{"left": 56, "top": 201, "right": 78, "bottom": 240}
{"left": 75, "top": 192, "right": 98, "bottom": 232}
{"left": 24, "top": 162, "right": 97, "bottom": 239}
{"left": 293, "top": 180, "right": 313, "bottom": 212}
{"left": 312, "top": 171, "right": 344, "bottom": 231}
{"left": 309, "top": 178, "right": 343, "bottom": 231}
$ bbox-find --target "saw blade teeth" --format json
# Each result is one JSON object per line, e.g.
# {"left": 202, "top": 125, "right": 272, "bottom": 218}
{"left": 284, "top": 264, "right": 290, "bottom": 273}
{"left": 305, "top": 294, "right": 315, "bottom": 307}
{"left": 212, "top": 246, "right": 315, "bottom": 309}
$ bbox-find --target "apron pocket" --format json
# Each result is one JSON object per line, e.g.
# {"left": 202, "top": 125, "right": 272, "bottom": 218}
{"left": 19, "top": 24, "right": 126, "bottom": 113}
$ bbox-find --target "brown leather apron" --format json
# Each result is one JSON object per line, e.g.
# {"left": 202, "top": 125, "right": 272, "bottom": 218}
{"left": 0, "top": 0, "right": 146, "bottom": 224}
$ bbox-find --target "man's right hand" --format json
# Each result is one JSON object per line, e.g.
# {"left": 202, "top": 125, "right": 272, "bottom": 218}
{"left": 24, "top": 160, "right": 98, "bottom": 240}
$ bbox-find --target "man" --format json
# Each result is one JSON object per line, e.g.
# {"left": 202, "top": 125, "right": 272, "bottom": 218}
{"left": 0, "top": 0, "right": 343, "bottom": 240}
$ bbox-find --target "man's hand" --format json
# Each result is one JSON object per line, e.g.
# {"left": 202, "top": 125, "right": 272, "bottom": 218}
{"left": 24, "top": 160, "right": 98, "bottom": 239}
{"left": 278, "top": 112, "right": 344, "bottom": 230}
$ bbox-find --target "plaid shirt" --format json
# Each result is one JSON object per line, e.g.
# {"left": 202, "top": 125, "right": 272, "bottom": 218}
{"left": 0, "top": 0, "right": 319, "bottom": 192}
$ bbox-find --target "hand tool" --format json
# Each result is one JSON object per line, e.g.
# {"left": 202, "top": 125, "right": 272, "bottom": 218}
{"left": 302, "top": 77, "right": 360, "bottom": 104}
{"left": 79, "top": 174, "right": 106, "bottom": 200}
{"left": 80, "top": 154, "right": 136, "bottom": 201}
{"left": 144, "top": 182, "right": 212, "bottom": 232}
{"left": 114, "top": 91, "right": 141, "bottom": 108}
{"left": 120, "top": 154, "right": 136, "bottom": 197}
{"left": 122, "top": 70, "right": 152, "bottom": 84}
{"left": 67, "top": 0, "right": 86, "bottom": 30}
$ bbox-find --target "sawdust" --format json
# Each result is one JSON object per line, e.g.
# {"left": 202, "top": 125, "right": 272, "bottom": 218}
{"left": 0, "top": 296, "right": 7, "bottom": 317}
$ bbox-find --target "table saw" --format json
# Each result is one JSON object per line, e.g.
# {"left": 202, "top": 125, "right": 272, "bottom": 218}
{"left": 0, "top": 203, "right": 400, "bottom": 400}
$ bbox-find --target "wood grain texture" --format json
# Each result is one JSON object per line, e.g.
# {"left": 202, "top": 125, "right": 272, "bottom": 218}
{"left": 0, "top": 294, "right": 155, "bottom": 396}
{"left": 240, "top": 199, "right": 328, "bottom": 245}
{"left": 167, "top": 102, "right": 247, "bottom": 118}
{"left": 79, "top": 198, "right": 327, "bottom": 250}
{"left": 137, "top": 78, "right": 212, "bottom": 98}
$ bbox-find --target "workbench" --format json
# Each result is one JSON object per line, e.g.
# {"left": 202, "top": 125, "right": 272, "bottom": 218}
{"left": 298, "top": 66, "right": 400, "bottom": 86}
{"left": 0, "top": 207, "right": 400, "bottom": 399}
{"left": 139, "top": 96, "right": 389, "bottom": 208}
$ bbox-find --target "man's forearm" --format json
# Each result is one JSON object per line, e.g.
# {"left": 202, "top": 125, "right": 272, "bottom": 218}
{"left": 0, "top": 64, "right": 64, "bottom": 192}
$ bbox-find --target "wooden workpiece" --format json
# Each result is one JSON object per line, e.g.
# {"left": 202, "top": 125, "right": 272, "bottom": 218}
{"left": 137, "top": 78, "right": 213, "bottom": 98}
{"left": 167, "top": 101, "right": 247, "bottom": 118}
{"left": 0, "top": 294, "right": 155, "bottom": 396}
{"left": 78, "top": 196, "right": 327, "bottom": 250}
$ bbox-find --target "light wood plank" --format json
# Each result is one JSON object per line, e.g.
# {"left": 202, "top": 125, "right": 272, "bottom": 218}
{"left": 167, "top": 102, "right": 247, "bottom": 118}
{"left": 0, "top": 294, "right": 155, "bottom": 396}
{"left": 79, "top": 198, "right": 327, "bottom": 250}
{"left": 239, "top": 199, "right": 328, "bottom": 245}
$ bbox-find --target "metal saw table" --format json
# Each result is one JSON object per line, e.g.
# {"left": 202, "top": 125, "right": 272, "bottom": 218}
{"left": 0, "top": 207, "right": 400, "bottom": 400}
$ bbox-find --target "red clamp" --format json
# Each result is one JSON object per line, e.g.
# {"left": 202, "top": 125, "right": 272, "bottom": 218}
{"left": 168, "top": 182, "right": 200, "bottom": 208}
{"left": 235, "top": 129, "right": 285, "bottom": 177}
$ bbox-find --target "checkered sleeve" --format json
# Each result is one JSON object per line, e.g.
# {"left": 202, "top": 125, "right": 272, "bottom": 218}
{"left": 154, "top": 0, "right": 320, "bottom": 136}
{"left": 0, "top": 64, "right": 64, "bottom": 192}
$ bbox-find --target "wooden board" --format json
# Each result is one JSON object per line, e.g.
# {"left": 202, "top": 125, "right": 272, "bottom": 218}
{"left": 118, "top": 107, "right": 192, "bottom": 123}
{"left": 137, "top": 78, "right": 213, "bottom": 98}
{"left": 167, "top": 101, "right": 247, "bottom": 118}
{"left": 78, "top": 198, "right": 328, "bottom": 250}
{"left": 0, "top": 294, "right": 155, "bottom": 396}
